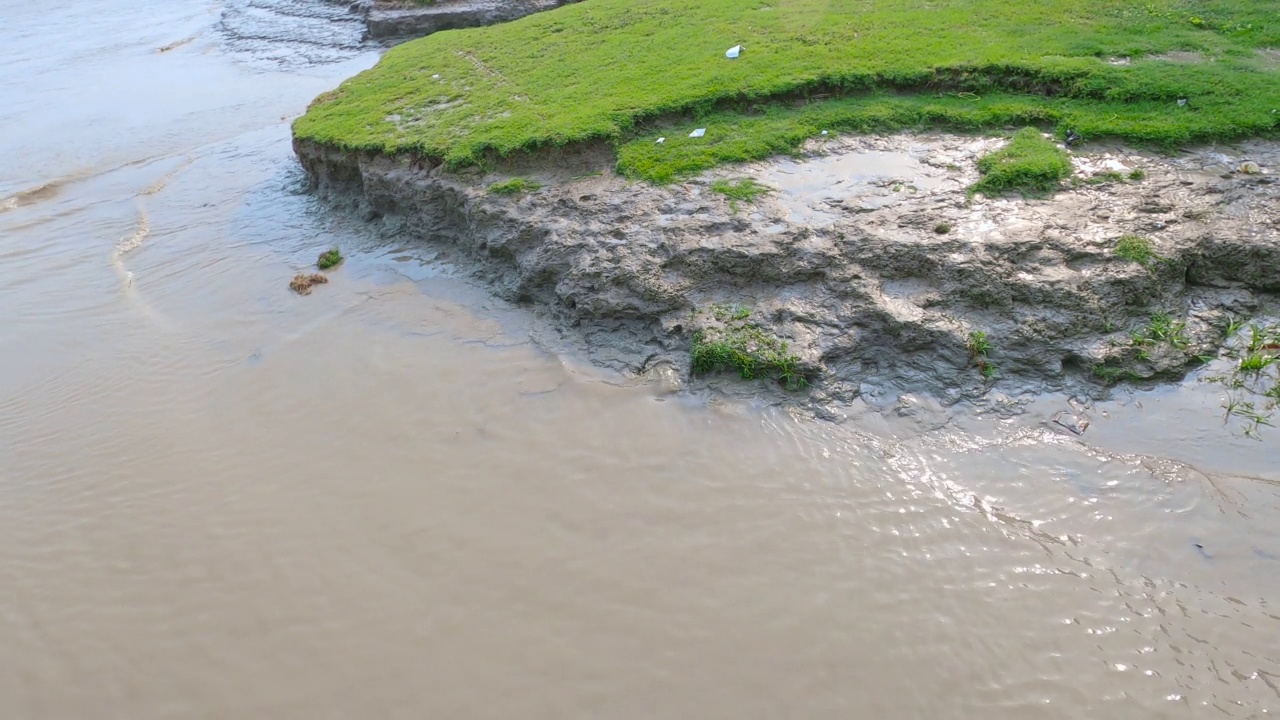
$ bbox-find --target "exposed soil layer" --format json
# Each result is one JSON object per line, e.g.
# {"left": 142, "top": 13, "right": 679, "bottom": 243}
{"left": 294, "top": 133, "right": 1279, "bottom": 414}
{"left": 344, "top": 0, "right": 576, "bottom": 41}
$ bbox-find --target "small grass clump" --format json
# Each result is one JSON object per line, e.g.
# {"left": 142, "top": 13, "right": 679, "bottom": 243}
{"left": 710, "top": 178, "right": 770, "bottom": 213}
{"left": 296, "top": 0, "right": 1280, "bottom": 185}
{"left": 934, "top": 222, "right": 952, "bottom": 234}
{"left": 1127, "top": 168, "right": 1147, "bottom": 181}
{"left": 692, "top": 322, "right": 807, "bottom": 391}
{"left": 966, "top": 330, "right": 997, "bottom": 378}
{"left": 1209, "top": 320, "right": 1280, "bottom": 437}
{"left": 317, "top": 247, "right": 343, "bottom": 270}
{"left": 290, "top": 273, "right": 329, "bottom": 295}
{"left": 971, "top": 129, "right": 1072, "bottom": 197}
{"left": 1114, "top": 234, "right": 1157, "bottom": 266}
{"left": 1132, "top": 311, "right": 1189, "bottom": 349}
{"left": 710, "top": 303, "right": 751, "bottom": 322}
{"left": 487, "top": 177, "right": 543, "bottom": 195}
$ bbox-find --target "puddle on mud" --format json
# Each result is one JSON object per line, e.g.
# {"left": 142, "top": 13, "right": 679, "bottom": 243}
{"left": 758, "top": 148, "right": 949, "bottom": 225}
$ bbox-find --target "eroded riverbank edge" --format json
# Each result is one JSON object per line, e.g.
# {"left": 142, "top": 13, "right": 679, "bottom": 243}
{"left": 340, "top": 0, "right": 576, "bottom": 41}
{"left": 293, "top": 132, "right": 1280, "bottom": 421}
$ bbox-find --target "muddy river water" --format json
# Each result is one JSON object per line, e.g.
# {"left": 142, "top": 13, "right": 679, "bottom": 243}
{"left": 2, "top": 1, "right": 1279, "bottom": 717}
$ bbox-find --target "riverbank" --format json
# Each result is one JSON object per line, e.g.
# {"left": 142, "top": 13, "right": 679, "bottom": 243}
{"left": 293, "top": 0, "right": 1280, "bottom": 420}
{"left": 343, "top": 0, "right": 575, "bottom": 41}
{"left": 295, "top": 130, "right": 1280, "bottom": 420}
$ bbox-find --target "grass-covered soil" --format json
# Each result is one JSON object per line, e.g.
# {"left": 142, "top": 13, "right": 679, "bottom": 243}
{"left": 296, "top": 0, "right": 1279, "bottom": 181}
{"left": 971, "top": 128, "right": 1073, "bottom": 197}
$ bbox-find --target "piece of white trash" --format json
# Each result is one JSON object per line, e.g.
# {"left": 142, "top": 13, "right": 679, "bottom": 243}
{"left": 689, "top": 128, "right": 706, "bottom": 138}
{"left": 656, "top": 137, "right": 665, "bottom": 144}
{"left": 1177, "top": 98, "right": 1188, "bottom": 106}
{"left": 726, "top": 45, "right": 742, "bottom": 59}
{"left": 821, "top": 130, "right": 829, "bottom": 135}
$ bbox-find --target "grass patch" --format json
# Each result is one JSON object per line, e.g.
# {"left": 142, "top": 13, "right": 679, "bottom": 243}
{"left": 487, "top": 177, "right": 543, "bottom": 195}
{"left": 934, "top": 222, "right": 952, "bottom": 234}
{"left": 317, "top": 247, "right": 343, "bottom": 270}
{"left": 692, "top": 321, "right": 807, "bottom": 391}
{"left": 1128, "top": 168, "right": 1147, "bottom": 181}
{"left": 295, "top": 0, "right": 1280, "bottom": 183}
{"left": 967, "top": 330, "right": 997, "bottom": 378}
{"left": 1114, "top": 233, "right": 1157, "bottom": 265}
{"left": 970, "top": 128, "right": 1072, "bottom": 197}
{"left": 1132, "top": 311, "right": 1189, "bottom": 349}
{"left": 1208, "top": 320, "right": 1280, "bottom": 437}
{"left": 710, "top": 178, "right": 770, "bottom": 212}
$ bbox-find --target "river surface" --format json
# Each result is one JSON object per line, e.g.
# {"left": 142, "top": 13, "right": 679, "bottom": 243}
{"left": 2, "top": 1, "right": 1279, "bottom": 717}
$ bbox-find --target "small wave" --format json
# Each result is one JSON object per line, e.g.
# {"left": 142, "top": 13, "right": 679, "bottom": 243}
{"left": 156, "top": 35, "right": 198, "bottom": 53}
{"left": 217, "top": 0, "right": 368, "bottom": 68}
{"left": 0, "top": 181, "right": 64, "bottom": 214}
{"left": 115, "top": 204, "right": 150, "bottom": 259}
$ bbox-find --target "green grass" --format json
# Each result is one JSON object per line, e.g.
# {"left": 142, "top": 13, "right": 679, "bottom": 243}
{"left": 967, "top": 330, "right": 994, "bottom": 358}
{"left": 1132, "top": 311, "right": 1190, "bottom": 348}
{"left": 971, "top": 128, "right": 1072, "bottom": 196}
{"left": 295, "top": 0, "right": 1280, "bottom": 183}
{"left": 317, "top": 247, "right": 343, "bottom": 270}
{"left": 487, "top": 177, "right": 543, "bottom": 195}
{"left": 692, "top": 324, "right": 807, "bottom": 390}
{"left": 1114, "top": 233, "right": 1157, "bottom": 265}
{"left": 710, "top": 178, "right": 770, "bottom": 212}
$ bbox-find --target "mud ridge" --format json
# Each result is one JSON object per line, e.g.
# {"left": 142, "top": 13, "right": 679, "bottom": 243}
{"left": 294, "top": 133, "right": 1280, "bottom": 415}
{"left": 341, "top": 0, "right": 578, "bottom": 42}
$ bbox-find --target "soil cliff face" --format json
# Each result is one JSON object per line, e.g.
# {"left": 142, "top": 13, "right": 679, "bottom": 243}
{"left": 294, "top": 133, "right": 1279, "bottom": 412}
{"left": 344, "top": 0, "right": 576, "bottom": 41}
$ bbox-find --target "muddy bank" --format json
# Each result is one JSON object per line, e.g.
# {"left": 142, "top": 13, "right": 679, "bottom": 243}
{"left": 343, "top": 0, "right": 576, "bottom": 41}
{"left": 294, "top": 133, "right": 1280, "bottom": 414}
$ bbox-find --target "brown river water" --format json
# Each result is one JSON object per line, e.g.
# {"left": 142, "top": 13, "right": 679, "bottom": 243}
{"left": 2, "top": 1, "right": 1279, "bottom": 717}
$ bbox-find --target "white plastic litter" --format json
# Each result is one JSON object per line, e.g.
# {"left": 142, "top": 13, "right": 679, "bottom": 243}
{"left": 725, "top": 45, "right": 742, "bottom": 59}
{"left": 656, "top": 137, "right": 665, "bottom": 144}
{"left": 1177, "top": 98, "right": 1188, "bottom": 106}
{"left": 432, "top": 74, "right": 441, "bottom": 79}
{"left": 689, "top": 128, "right": 706, "bottom": 138}
{"left": 820, "top": 130, "right": 829, "bottom": 135}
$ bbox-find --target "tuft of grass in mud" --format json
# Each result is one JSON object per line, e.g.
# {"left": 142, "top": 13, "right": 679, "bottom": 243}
{"left": 692, "top": 315, "right": 807, "bottom": 391}
{"left": 966, "top": 330, "right": 997, "bottom": 378}
{"left": 487, "top": 177, "right": 543, "bottom": 195}
{"left": 934, "top": 222, "right": 952, "bottom": 234}
{"left": 317, "top": 247, "right": 343, "bottom": 270}
{"left": 710, "top": 178, "right": 770, "bottom": 212}
{"left": 1199, "top": 319, "right": 1280, "bottom": 437}
{"left": 1127, "top": 168, "right": 1147, "bottom": 181}
{"left": 1132, "top": 311, "right": 1190, "bottom": 349}
{"left": 710, "top": 302, "right": 751, "bottom": 322}
{"left": 970, "top": 128, "right": 1072, "bottom": 197}
{"left": 1114, "top": 233, "right": 1157, "bottom": 266}
{"left": 295, "top": 0, "right": 1280, "bottom": 184}
{"left": 290, "top": 273, "right": 329, "bottom": 295}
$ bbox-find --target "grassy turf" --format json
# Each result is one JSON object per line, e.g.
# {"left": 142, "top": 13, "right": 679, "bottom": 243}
{"left": 295, "top": 0, "right": 1280, "bottom": 182}
{"left": 971, "top": 128, "right": 1072, "bottom": 196}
